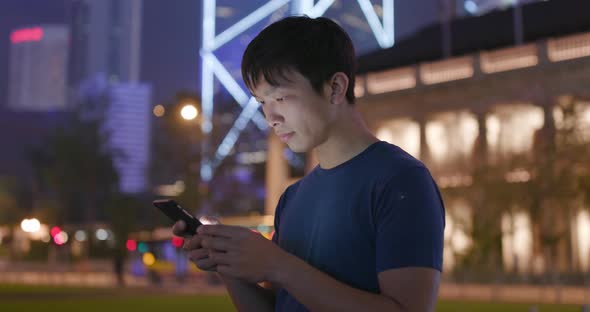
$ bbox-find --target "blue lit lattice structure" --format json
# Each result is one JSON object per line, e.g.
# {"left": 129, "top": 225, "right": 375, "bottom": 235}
{"left": 200, "top": 0, "right": 394, "bottom": 181}
{"left": 462, "top": 0, "right": 544, "bottom": 16}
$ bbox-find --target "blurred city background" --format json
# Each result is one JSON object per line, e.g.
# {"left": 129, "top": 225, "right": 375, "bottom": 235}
{"left": 0, "top": 0, "right": 589, "bottom": 311}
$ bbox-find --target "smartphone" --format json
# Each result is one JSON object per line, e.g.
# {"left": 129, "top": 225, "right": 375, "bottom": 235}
{"left": 152, "top": 199, "right": 202, "bottom": 235}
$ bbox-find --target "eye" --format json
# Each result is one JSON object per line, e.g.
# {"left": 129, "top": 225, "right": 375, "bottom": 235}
{"left": 258, "top": 100, "right": 265, "bottom": 105}
{"left": 275, "top": 97, "right": 284, "bottom": 102}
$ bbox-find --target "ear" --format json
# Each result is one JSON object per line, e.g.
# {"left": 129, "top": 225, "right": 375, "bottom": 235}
{"left": 328, "top": 72, "right": 349, "bottom": 105}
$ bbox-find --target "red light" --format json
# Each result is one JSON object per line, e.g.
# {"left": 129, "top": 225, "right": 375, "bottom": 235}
{"left": 53, "top": 233, "right": 65, "bottom": 245}
{"left": 126, "top": 239, "right": 137, "bottom": 251}
{"left": 171, "top": 236, "right": 184, "bottom": 248}
{"left": 10, "top": 27, "right": 44, "bottom": 44}
{"left": 50, "top": 226, "right": 61, "bottom": 238}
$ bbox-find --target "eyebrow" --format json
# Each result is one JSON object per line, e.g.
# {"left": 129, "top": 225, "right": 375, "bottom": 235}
{"left": 250, "top": 86, "right": 279, "bottom": 98}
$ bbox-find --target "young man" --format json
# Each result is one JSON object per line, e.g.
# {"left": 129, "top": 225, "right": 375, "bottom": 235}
{"left": 174, "top": 16, "right": 445, "bottom": 312}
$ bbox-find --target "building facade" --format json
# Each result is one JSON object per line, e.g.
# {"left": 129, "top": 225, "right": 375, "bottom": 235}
{"left": 7, "top": 25, "right": 69, "bottom": 111}
{"left": 105, "top": 83, "right": 152, "bottom": 194}
{"left": 70, "top": 0, "right": 151, "bottom": 194}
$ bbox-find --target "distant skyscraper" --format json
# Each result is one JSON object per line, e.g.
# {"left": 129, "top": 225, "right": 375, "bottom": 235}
{"left": 69, "top": 0, "right": 151, "bottom": 194}
{"left": 104, "top": 83, "right": 152, "bottom": 194}
{"left": 7, "top": 25, "right": 69, "bottom": 111}
{"left": 68, "top": 0, "right": 143, "bottom": 87}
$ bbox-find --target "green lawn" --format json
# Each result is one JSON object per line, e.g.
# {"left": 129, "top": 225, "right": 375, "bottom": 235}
{"left": 0, "top": 284, "right": 582, "bottom": 312}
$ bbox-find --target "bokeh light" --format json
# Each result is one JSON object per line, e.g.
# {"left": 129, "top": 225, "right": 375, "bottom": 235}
{"left": 126, "top": 239, "right": 137, "bottom": 252}
{"left": 95, "top": 229, "right": 108, "bottom": 241}
{"left": 153, "top": 104, "right": 165, "bottom": 117}
{"left": 138, "top": 242, "right": 149, "bottom": 253}
{"left": 180, "top": 104, "right": 198, "bottom": 120}
{"left": 142, "top": 252, "right": 156, "bottom": 266}
{"left": 171, "top": 236, "right": 184, "bottom": 248}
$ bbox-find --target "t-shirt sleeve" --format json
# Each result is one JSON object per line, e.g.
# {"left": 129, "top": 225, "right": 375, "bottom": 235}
{"left": 374, "top": 166, "right": 445, "bottom": 273}
{"left": 272, "top": 191, "right": 288, "bottom": 245}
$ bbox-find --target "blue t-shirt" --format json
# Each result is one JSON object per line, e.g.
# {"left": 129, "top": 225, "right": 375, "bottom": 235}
{"left": 272, "top": 141, "right": 445, "bottom": 312}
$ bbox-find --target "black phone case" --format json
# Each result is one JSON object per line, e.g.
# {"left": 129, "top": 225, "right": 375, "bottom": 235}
{"left": 152, "top": 199, "right": 201, "bottom": 235}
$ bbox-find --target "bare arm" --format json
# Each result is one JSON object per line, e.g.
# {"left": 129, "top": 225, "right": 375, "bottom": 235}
{"left": 220, "top": 276, "right": 276, "bottom": 312}
{"left": 275, "top": 252, "right": 440, "bottom": 312}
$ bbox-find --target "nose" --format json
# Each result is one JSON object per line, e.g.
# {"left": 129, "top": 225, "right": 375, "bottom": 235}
{"left": 264, "top": 107, "right": 284, "bottom": 128}
{"left": 268, "top": 115, "right": 282, "bottom": 128}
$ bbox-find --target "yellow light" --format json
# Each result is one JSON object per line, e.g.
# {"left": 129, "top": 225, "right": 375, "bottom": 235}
{"left": 180, "top": 104, "right": 198, "bottom": 120}
{"left": 366, "top": 67, "right": 416, "bottom": 94}
{"left": 480, "top": 44, "right": 538, "bottom": 74}
{"left": 153, "top": 104, "right": 165, "bottom": 117}
{"left": 143, "top": 252, "right": 156, "bottom": 266}
{"left": 20, "top": 219, "right": 29, "bottom": 232}
{"left": 548, "top": 32, "right": 590, "bottom": 62}
{"left": 420, "top": 56, "right": 474, "bottom": 85}
{"left": 376, "top": 118, "right": 420, "bottom": 158}
{"left": 20, "top": 218, "right": 41, "bottom": 233}
{"left": 576, "top": 210, "right": 590, "bottom": 272}
{"left": 502, "top": 212, "right": 533, "bottom": 273}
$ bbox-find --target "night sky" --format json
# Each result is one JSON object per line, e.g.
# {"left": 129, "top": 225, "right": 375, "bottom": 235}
{"left": 0, "top": 0, "right": 439, "bottom": 108}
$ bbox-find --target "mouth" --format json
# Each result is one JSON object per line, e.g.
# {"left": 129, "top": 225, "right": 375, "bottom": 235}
{"left": 278, "top": 132, "right": 294, "bottom": 143}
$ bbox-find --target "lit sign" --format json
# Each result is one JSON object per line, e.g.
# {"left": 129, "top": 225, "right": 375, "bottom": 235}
{"left": 10, "top": 27, "right": 44, "bottom": 44}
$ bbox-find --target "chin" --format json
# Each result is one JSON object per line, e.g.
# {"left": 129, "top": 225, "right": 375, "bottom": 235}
{"left": 286, "top": 141, "right": 312, "bottom": 153}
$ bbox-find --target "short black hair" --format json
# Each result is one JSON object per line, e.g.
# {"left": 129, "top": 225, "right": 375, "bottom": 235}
{"left": 241, "top": 16, "right": 356, "bottom": 104}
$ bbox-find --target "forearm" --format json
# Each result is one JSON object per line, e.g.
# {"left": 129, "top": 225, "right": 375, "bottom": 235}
{"left": 274, "top": 256, "right": 405, "bottom": 312}
{"left": 219, "top": 274, "right": 275, "bottom": 312}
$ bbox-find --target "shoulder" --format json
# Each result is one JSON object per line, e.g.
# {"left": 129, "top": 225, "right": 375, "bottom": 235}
{"left": 284, "top": 179, "right": 302, "bottom": 199}
{"left": 275, "top": 179, "right": 302, "bottom": 214}
{"left": 371, "top": 142, "right": 430, "bottom": 187}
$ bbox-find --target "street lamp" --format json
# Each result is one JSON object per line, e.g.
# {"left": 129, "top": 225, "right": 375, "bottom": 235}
{"left": 180, "top": 104, "right": 199, "bottom": 121}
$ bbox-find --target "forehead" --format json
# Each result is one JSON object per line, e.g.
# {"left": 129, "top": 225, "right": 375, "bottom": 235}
{"left": 249, "top": 70, "right": 310, "bottom": 98}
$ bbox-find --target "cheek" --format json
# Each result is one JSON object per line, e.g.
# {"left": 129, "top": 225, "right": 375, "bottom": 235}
{"left": 295, "top": 106, "right": 330, "bottom": 138}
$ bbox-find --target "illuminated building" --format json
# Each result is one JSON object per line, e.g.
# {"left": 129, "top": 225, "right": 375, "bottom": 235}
{"left": 105, "top": 83, "right": 152, "bottom": 194}
{"left": 67, "top": 0, "right": 143, "bottom": 87}
{"left": 355, "top": 0, "right": 590, "bottom": 274}
{"left": 7, "top": 25, "right": 69, "bottom": 111}
{"left": 69, "top": 0, "right": 151, "bottom": 194}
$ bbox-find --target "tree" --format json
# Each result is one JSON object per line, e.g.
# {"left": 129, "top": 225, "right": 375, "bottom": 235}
{"left": 0, "top": 178, "right": 22, "bottom": 225}
{"left": 30, "top": 94, "right": 120, "bottom": 224}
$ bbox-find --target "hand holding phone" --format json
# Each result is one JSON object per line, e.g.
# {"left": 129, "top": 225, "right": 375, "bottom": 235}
{"left": 152, "top": 199, "right": 202, "bottom": 235}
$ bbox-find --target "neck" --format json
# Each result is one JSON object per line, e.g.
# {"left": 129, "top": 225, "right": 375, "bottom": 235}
{"left": 315, "top": 107, "right": 378, "bottom": 169}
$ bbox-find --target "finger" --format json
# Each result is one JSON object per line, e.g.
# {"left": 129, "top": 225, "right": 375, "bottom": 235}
{"left": 188, "top": 248, "right": 209, "bottom": 261}
{"left": 173, "top": 220, "right": 191, "bottom": 238}
{"left": 188, "top": 249, "right": 215, "bottom": 270}
{"left": 208, "top": 250, "right": 232, "bottom": 265}
{"left": 195, "top": 258, "right": 217, "bottom": 271}
{"left": 183, "top": 235, "right": 203, "bottom": 251}
{"left": 201, "top": 236, "right": 233, "bottom": 252}
{"left": 197, "top": 224, "right": 245, "bottom": 238}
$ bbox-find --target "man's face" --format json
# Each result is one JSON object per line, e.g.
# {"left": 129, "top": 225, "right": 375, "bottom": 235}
{"left": 251, "top": 71, "right": 332, "bottom": 153}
